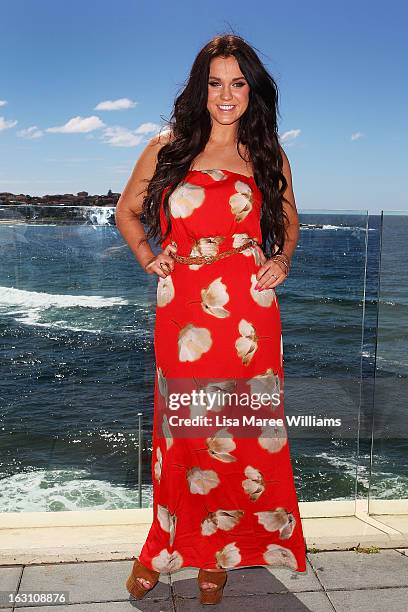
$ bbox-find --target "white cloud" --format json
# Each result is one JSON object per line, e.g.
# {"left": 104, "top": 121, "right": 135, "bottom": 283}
{"left": 17, "top": 126, "right": 43, "bottom": 139}
{"left": 101, "top": 126, "right": 144, "bottom": 147}
{"left": 351, "top": 132, "right": 364, "bottom": 141}
{"left": 0, "top": 116, "right": 18, "bottom": 131}
{"left": 101, "top": 122, "right": 161, "bottom": 147}
{"left": 135, "top": 122, "right": 161, "bottom": 134}
{"left": 0, "top": 100, "right": 8, "bottom": 107}
{"left": 46, "top": 115, "right": 105, "bottom": 133}
{"left": 95, "top": 97, "right": 137, "bottom": 111}
{"left": 278, "top": 129, "right": 301, "bottom": 144}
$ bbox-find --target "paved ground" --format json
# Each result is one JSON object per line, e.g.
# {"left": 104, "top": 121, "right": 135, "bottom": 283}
{"left": 1, "top": 548, "right": 408, "bottom": 611}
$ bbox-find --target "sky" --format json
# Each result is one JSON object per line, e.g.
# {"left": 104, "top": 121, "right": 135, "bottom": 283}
{"left": 0, "top": 0, "right": 406, "bottom": 214}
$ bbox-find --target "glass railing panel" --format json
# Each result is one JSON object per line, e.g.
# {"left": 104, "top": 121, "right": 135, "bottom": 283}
{"left": 368, "top": 211, "right": 408, "bottom": 509}
{"left": 285, "top": 209, "right": 369, "bottom": 502}
{"left": 0, "top": 206, "right": 154, "bottom": 511}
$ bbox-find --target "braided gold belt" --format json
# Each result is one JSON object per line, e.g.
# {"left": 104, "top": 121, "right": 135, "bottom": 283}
{"left": 169, "top": 238, "right": 258, "bottom": 265}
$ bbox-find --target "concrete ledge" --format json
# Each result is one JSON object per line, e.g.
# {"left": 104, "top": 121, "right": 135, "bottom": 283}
{"left": 0, "top": 524, "right": 145, "bottom": 565}
{"left": 0, "top": 499, "right": 365, "bottom": 529}
{"left": 368, "top": 499, "right": 408, "bottom": 514}
{"left": 300, "top": 500, "right": 356, "bottom": 518}
{"left": 0, "top": 519, "right": 406, "bottom": 566}
{"left": 303, "top": 515, "right": 408, "bottom": 550}
{"left": 0, "top": 508, "right": 153, "bottom": 529}
{"left": 2, "top": 499, "right": 406, "bottom": 530}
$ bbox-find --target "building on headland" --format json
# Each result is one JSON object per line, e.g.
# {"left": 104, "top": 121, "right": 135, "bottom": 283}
{"left": 0, "top": 190, "right": 121, "bottom": 207}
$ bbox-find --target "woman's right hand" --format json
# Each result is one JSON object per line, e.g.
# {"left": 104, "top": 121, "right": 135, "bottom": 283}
{"left": 144, "top": 243, "right": 178, "bottom": 278}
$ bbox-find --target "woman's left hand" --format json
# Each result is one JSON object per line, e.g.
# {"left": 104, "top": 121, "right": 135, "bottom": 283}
{"left": 255, "top": 255, "right": 288, "bottom": 290}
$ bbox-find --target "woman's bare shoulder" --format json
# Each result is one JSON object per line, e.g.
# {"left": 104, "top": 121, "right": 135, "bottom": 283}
{"left": 138, "top": 128, "right": 173, "bottom": 172}
{"left": 115, "top": 129, "right": 174, "bottom": 216}
{"left": 149, "top": 128, "right": 174, "bottom": 149}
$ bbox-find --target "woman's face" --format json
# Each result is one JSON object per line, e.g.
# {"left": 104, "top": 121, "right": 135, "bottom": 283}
{"left": 207, "top": 55, "right": 250, "bottom": 126}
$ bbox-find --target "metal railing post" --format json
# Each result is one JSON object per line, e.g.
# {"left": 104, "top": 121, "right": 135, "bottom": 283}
{"left": 137, "top": 412, "right": 143, "bottom": 508}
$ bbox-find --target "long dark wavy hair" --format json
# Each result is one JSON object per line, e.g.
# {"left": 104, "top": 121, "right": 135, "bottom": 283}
{"left": 141, "top": 33, "right": 290, "bottom": 258}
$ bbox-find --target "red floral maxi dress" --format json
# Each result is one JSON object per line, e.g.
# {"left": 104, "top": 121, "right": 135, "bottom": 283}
{"left": 136, "top": 168, "right": 307, "bottom": 574}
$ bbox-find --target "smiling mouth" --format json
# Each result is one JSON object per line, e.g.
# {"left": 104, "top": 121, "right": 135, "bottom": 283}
{"left": 217, "top": 105, "right": 236, "bottom": 112}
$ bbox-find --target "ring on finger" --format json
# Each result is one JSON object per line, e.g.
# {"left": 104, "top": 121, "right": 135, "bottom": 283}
{"left": 265, "top": 268, "right": 279, "bottom": 281}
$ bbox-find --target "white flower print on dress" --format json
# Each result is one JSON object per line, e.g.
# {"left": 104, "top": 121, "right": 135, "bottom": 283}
{"left": 215, "top": 542, "right": 242, "bottom": 568}
{"left": 157, "top": 504, "right": 177, "bottom": 546}
{"left": 242, "top": 465, "right": 265, "bottom": 501}
{"left": 235, "top": 319, "right": 258, "bottom": 365}
{"left": 247, "top": 368, "right": 281, "bottom": 411}
{"left": 229, "top": 180, "right": 253, "bottom": 222}
{"left": 188, "top": 236, "right": 225, "bottom": 271}
{"left": 250, "top": 273, "right": 276, "bottom": 307}
{"left": 206, "top": 427, "right": 237, "bottom": 463}
{"left": 157, "top": 275, "right": 175, "bottom": 307}
{"left": 254, "top": 508, "right": 296, "bottom": 540}
{"left": 154, "top": 446, "right": 162, "bottom": 483}
{"left": 152, "top": 549, "right": 184, "bottom": 573}
{"left": 157, "top": 366, "right": 168, "bottom": 403}
{"left": 232, "top": 232, "right": 252, "bottom": 252}
{"left": 189, "top": 379, "right": 237, "bottom": 419}
{"left": 186, "top": 467, "right": 220, "bottom": 495}
{"left": 201, "top": 509, "right": 245, "bottom": 536}
{"left": 199, "top": 170, "right": 228, "bottom": 181}
{"left": 161, "top": 414, "right": 173, "bottom": 450}
{"left": 258, "top": 423, "right": 287, "bottom": 453}
{"left": 178, "top": 323, "right": 212, "bottom": 362}
{"left": 263, "top": 544, "right": 298, "bottom": 570}
{"left": 201, "top": 277, "right": 231, "bottom": 318}
{"left": 169, "top": 182, "right": 205, "bottom": 218}
{"left": 233, "top": 234, "right": 265, "bottom": 266}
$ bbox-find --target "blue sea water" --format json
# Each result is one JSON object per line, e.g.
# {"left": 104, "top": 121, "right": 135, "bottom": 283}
{"left": 0, "top": 210, "right": 407, "bottom": 512}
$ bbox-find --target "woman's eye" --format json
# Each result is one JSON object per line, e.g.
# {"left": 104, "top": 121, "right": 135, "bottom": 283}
{"left": 208, "top": 81, "right": 246, "bottom": 87}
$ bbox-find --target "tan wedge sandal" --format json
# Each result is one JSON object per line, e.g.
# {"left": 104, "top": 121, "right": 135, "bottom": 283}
{"left": 198, "top": 568, "right": 228, "bottom": 605}
{"left": 126, "top": 558, "right": 160, "bottom": 600}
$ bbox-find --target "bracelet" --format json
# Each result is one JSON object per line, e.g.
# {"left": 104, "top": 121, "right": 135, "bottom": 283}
{"left": 274, "top": 255, "right": 290, "bottom": 269}
{"left": 271, "top": 253, "right": 290, "bottom": 275}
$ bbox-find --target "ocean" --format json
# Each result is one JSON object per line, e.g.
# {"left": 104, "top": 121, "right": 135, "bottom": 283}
{"left": 0, "top": 209, "right": 407, "bottom": 512}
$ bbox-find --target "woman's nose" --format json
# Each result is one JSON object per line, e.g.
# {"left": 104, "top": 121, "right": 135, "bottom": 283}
{"left": 220, "top": 88, "right": 233, "bottom": 100}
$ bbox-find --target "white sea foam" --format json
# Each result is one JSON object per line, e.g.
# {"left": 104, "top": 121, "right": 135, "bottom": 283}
{"left": 0, "top": 469, "right": 153, "bottom": 512}
{"left": 85, "top": 207, "right": 115, "bottom": 226}
{"left": 313, "top": 450, "right": 408, "bottom": 499}
{"left": 376, "top": 354, "right": 408, "bottom": 371}
{"left": 0, "top": 286, "right": 128, "bottom": 309}
{"left": 0, "top": 286, "right": 130, "bottom": 332}
{"left": 300, "top": 224, "right": 376, "bottom": 231}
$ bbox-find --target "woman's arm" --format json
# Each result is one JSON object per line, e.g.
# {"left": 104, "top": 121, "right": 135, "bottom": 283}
{"left": 115, "top": 131, "right": 176, "bottom": 278}
{"left": 255, "top": 145, "right": 300, "bottom": 290}
{"left": 278, "top": 145, "right": 300, "bottom": 263}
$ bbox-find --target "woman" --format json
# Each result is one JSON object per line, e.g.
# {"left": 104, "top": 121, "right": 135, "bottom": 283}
{"left": 116, "top": 33, "right": 306, "bottom": 605}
